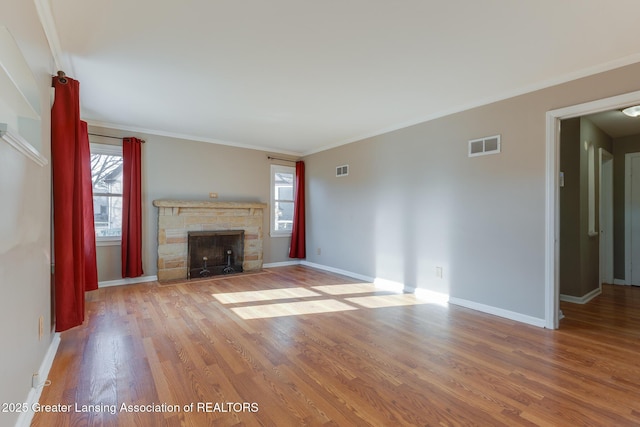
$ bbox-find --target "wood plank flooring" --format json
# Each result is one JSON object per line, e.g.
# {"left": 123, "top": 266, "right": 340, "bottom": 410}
{"left": 32, "top": 266, "right": 640, "bottom": 426}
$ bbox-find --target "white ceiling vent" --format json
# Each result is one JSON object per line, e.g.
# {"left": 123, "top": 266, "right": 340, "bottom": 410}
{"left": 336, "top": 164, "right": 349, "bottom": 177}
{"left": 468, "top": 135, "right": 501, "bottom": 157}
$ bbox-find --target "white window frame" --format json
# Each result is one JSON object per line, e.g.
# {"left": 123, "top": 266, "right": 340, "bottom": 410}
{"left": 90, "top": 142, "right": 123, "bottom": 246}
{"left": 270, "top": 164, "right": 296, "bottom": 237}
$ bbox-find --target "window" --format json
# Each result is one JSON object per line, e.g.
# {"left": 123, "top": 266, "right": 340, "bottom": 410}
{"left": 90, "top": 143, "right": 123, "bottom": 243}
{"left": 270, "top": 164, "right": 295, "bottom": 236}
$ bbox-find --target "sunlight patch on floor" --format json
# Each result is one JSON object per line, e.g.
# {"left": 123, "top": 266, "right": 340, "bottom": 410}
{"left": 231, "top": 299, "right": 358, "bottom": 319}
{"left": 213, "top": 287, "right": 321, "bottom": 304}
{"left": 311, "top": 283, "right": 380, "bottom": 295}
{"left": 346, "top": 294, "right": 430, "bottom": 309}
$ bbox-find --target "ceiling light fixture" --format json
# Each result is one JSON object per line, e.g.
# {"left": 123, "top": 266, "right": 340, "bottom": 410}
{"left": 622, "top": 105, "right": 640, "bottom": 117}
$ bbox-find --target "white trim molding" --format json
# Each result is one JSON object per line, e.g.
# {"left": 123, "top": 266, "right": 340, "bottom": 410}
{"left": 0, "top": 123, "right": 47, "bottom": 166}
{"left": 263, "top": 261, "right": 301, "bottom": 268}
{"left": 15, "top": 333, "right": 61, "bottom": 427}
{"left": 449, "top": 297, "right": 547, "bottom": 328}
{"left": 545, "top": 109, "right": 561, "bottom": 329}
{"left": 559, "top": 287, "right": 602, "bottom": 305}
{"left": 98, "top": 275, "right": 157, "bottom": 288}
{"left": 33, "top": 0, "right": 70, "bottom": 74}
{"left": 300, "top": 261, "right": 375, "bottom": 283}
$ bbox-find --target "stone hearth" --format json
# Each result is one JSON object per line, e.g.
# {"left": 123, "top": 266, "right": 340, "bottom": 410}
{"left": 153, "top": 200, "right": 267, "bottom": 281}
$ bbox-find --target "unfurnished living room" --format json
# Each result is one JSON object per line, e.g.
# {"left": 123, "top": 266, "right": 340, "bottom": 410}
{"left": 4, "top": 1, "right": 640, "bottom": 426}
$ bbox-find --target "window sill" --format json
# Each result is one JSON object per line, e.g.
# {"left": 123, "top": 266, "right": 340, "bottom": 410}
{"left": 96, "top": 238, "right": 121, "bottom": 247}
{"left": 270, "top": 232, "right": 292, "bottom": 238}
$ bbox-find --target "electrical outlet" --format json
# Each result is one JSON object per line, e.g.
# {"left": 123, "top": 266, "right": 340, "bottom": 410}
{"left": 316, "top": 248, "right": 321, "bottom": 255}
{"left": 209, "top": 192, "right": 218, "bottom": 198}
{"left": 32, "top": 373, "right": 39, "bottom": 388}
{"left": 435, "top": 266, "right": 443, "bottom": 278}
{"left": 38, "top": 316, "right": 43, "bottom": 340}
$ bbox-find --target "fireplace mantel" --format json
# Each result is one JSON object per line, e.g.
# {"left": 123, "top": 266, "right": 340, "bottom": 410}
{"left": 153, "top": 199, "right": 267, "bottom": 281}
{"left": 153, "top": 199, "right": 267, "bottom": 209}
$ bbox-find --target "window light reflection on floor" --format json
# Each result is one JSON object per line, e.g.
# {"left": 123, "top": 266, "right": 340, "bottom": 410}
{"left": 231, "top": 299, "right": 358, "bottom": 320}
{"left": 213, "top": 282, "right": 448, "bottom": 320}
{"left": 212, "top": 287, "right": 321, "bottom": 304}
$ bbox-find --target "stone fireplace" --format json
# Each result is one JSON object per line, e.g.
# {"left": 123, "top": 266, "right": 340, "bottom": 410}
{"left": 153, "top": 200, "right": 267, "bottom": 281}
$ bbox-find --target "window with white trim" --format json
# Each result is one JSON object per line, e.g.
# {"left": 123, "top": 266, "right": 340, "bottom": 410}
{"left": 90, "top": 143, "right": 123, "bottom": 243}
{"left": 270, "top": 164, "right": 295, "bottom": 236}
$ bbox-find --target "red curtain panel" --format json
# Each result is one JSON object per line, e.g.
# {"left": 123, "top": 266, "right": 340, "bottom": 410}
{"left": 51, "top": 76, "right": 98, "bottom": 332}
{"left": 121, "top": 137, "right": 144, "bottom": 277}
{"left": 289, "top": 161, "right": 306, "bottom": 258}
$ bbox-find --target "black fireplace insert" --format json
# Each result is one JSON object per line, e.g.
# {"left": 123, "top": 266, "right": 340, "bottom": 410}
{"left": 187, "top": 230, "right": 244, "bottom": 278}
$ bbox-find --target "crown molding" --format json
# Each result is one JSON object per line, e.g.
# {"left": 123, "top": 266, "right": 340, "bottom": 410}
{"left": 0, "top": 123, "right": 48, "bottom": 166}
{"left": 86, "top": 119, "right": 304, "bottom": 157}
{"left": 33, "top": 0, "right": 71, "bottom": 74}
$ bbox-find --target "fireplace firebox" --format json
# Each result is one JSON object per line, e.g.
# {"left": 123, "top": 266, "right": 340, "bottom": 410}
{"left": 187, "top": 230, "right": 244, "bottom": 279}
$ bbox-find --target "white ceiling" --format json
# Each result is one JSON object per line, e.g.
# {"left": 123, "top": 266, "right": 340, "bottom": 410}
{"left": 45, "top": 0, "right": 640, "bottom": 155}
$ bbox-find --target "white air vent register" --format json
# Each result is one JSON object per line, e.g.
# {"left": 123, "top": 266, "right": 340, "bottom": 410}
{"left": 468, "top": 135, "right": 501, "bottom": 157}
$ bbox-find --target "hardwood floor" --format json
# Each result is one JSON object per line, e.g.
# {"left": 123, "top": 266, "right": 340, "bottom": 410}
{"left": 32, "top": 267, "right": 640, "bottom": 426}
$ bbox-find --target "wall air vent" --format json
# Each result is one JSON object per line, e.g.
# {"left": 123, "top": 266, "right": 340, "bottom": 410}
{"left": 468, "top": 135, "right": 501, "bottom": 157}
{"left": 336, "top": 164, "right": 349, "bottom": 177}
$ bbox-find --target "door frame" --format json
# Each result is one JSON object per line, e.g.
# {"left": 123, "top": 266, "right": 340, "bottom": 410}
{"left": 599, "top": 148, "right": 613, "bottom": 286}
{"left": 545, "top": 89, "right": 640, "bottom": 329}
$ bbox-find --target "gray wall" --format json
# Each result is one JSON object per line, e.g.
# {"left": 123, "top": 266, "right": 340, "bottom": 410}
{"left": 304, "top": 62, "right": 640, "bottom": 321}
{"left": 89, "top": 128, "right": 295, "bottom": 282}
{"left": 560, "top": 118, "right": 612, "bottom": 298}
{"left": 0, "top": 2, "right": 54, "bottom": 425}
{"left": 1, "top": 6, "right": 639, "bottom": 426}
{"left": 579, "top": 118, "right": 613, "bottom": 294}
{"left": 559, "top": 118, "right": 581, "bottom": 296}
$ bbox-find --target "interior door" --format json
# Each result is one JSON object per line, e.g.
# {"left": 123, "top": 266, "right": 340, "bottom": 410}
{"left": 628, "top": 153, "right": 640, "bottom": 285}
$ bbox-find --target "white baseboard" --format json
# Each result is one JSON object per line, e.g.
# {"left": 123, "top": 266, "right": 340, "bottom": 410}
{"left": 300, "top": 261, "right": 375, "bottom": 282}
{"left": 371, "top": 277, "right": 405, "bottom": 292}
{"left": 301, "top": 261, "right": 546, "bottom": 328}
{"left": 448, "top": 297, "right": 547, "bottom": 328}
{"left": 299, "top": 263, "right": 451, "bottom": 304}
{"left": 613, "top": 279, "right": 628, "bottom": 286}
{"left": 15, "top": 332, "right": 61, "bottom": 427}
{"left": 373, "top": 277, "right": 450, "bottom": 304}
{"left": 98, "top": 275, "right": 157, "bottom": 288}
{"left": 263, "top": 261, "right": 301, "bottom": 268}
{"left": 559, "top": 287, "right": 602, "bottom": 304}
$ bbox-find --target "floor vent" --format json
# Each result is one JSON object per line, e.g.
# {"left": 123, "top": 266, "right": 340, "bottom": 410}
{"left": 336, "top": 164, "right": 349, "bottom": 177}
{"left": 468, "top": 135, "right": 501, "bottom": 157}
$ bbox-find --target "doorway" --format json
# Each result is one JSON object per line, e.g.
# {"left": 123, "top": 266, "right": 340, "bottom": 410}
{"left": 546, "top": 89, "right": 640, "bottom": 329}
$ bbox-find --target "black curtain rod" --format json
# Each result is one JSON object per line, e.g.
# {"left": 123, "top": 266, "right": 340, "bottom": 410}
{"left": 89, "top": 133, "right": 145, "bottom": 143}
{"left": 267, "top": 156, "right": 296, "bottom": 163}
